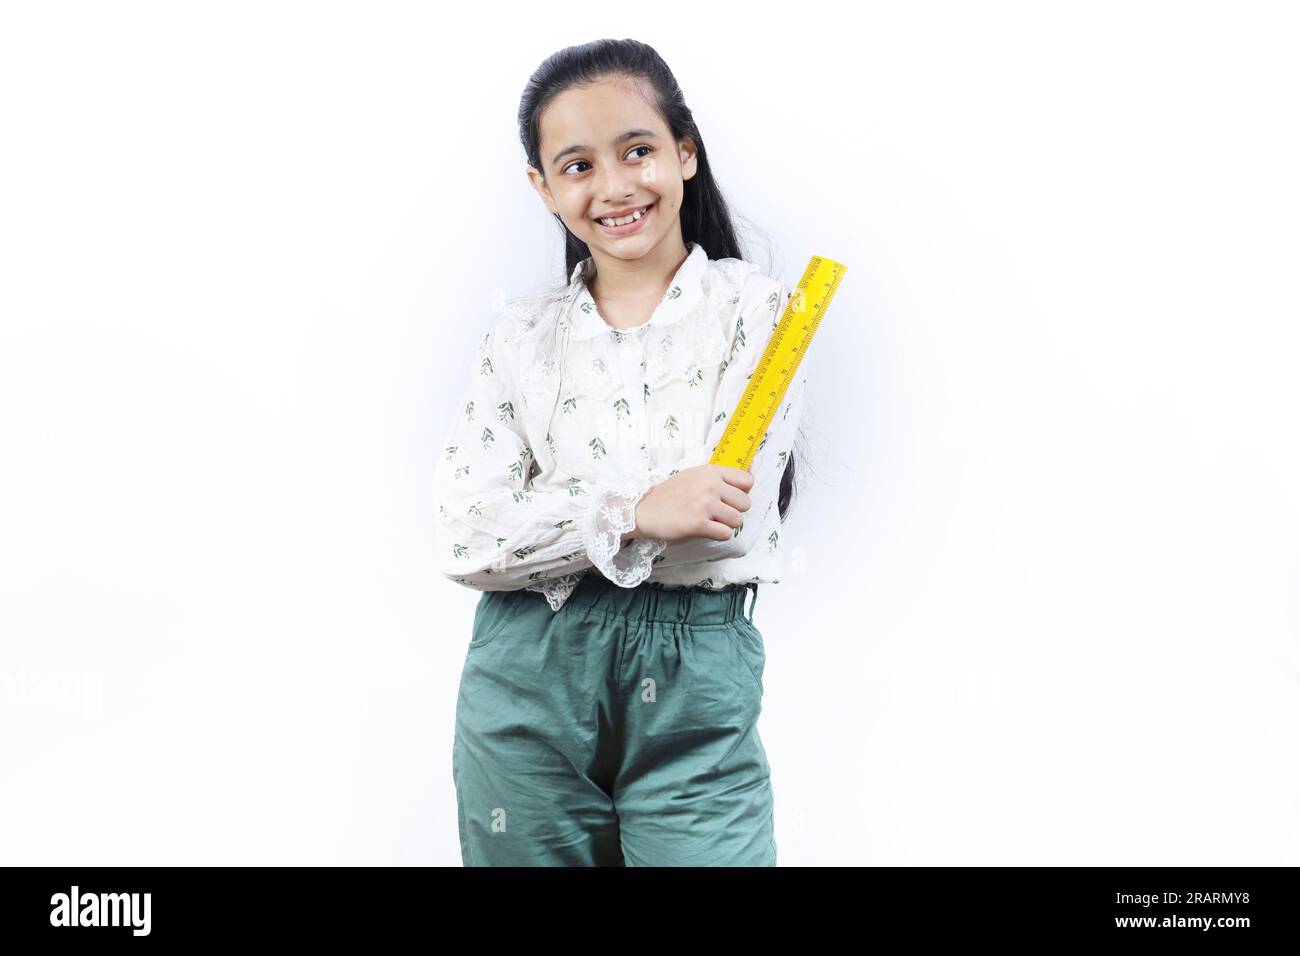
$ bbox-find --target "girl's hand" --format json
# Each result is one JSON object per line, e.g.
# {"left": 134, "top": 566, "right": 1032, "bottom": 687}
{"left": 630, "top": 464, "right": 754, "bottom": 543}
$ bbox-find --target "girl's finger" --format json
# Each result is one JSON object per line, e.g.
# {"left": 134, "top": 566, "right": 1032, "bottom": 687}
{"left": 717, "top": 484, "right": 752, "bottom": 514}
{"left": 709, "top": 500, "right": 746, "bottom": 529}
{"left": 716, "top": 465, "right": 754, "bottom": 490}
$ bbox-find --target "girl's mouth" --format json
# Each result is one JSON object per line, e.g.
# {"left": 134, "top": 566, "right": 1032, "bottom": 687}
{"left": 595, "top": 201, "right": 655, "bottom": 236}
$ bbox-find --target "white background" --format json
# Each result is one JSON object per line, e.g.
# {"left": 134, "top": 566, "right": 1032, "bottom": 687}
{"left": 1, "top": 1, "right": 1297, "bottom": 865}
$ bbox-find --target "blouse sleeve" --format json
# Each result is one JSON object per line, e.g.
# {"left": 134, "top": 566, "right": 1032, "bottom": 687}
{"left": 638, "top": 278, "right": 806, "bottom": 568}
{"left": 433, "top": 319, "right": 668, "bottom": 593}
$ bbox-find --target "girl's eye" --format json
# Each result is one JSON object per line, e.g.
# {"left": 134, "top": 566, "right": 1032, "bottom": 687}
{"left": 563, "top": 145, "right": 654, "bottom": 176}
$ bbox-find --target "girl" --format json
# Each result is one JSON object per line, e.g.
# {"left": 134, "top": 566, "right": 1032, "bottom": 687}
{"left": 434, "top": 38, "right": 808, "bottom": 866}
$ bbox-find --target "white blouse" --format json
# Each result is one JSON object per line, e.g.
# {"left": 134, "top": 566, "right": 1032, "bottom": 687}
{"left": 432, "top": 241, "right": 807, "bottom": 612}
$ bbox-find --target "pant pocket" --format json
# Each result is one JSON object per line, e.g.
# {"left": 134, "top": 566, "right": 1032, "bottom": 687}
{"left": 726, "top": 619, "right": 767, "bottom": 692}
{"left": 469, "top": 590, "right": 519, "bottom": 648}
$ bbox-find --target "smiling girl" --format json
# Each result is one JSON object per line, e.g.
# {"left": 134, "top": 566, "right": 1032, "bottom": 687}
{"left": 435, "top": 38, "right": 808, "bottom": 866}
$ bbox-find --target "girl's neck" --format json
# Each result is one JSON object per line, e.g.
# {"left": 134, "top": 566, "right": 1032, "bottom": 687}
{"left": 587, "top": 238, "right": 692, "bottom": 309}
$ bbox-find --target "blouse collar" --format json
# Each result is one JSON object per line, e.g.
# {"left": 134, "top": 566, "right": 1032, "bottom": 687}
{"left": 563, "top": 242, "right": 708, "bottom": 341}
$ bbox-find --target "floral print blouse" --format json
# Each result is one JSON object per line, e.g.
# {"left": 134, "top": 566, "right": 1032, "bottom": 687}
{"left": 433, "top": 241, "right": 807, "bottom": 612}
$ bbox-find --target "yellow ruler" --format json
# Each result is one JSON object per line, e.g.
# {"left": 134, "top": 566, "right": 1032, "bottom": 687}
{"left": 710, "top": 254, "right": 847, "bottom": 469}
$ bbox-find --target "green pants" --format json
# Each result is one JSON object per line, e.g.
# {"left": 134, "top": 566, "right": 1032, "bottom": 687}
{"left": 451, "top": 573, "right": 775, "bottom": 866}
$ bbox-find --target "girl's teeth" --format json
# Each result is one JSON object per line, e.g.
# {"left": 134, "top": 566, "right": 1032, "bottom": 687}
{"left": 600, "top": 205, "right": 649, "bottom": 226}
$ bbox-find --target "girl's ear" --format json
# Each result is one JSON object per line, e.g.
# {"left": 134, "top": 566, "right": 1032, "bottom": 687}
{"left": 526, "top": 165, "right": 558, "bottom": 214}
{"left": 678, "top": 137, "right": 698, "bottom": 182}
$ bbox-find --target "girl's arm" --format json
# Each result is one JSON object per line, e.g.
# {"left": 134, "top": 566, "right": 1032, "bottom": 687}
{"left": 433, "top": 320, "right": 667, "bottom": 592}
{"left": 641, "top": 278, "right": 807, "bottom": 568}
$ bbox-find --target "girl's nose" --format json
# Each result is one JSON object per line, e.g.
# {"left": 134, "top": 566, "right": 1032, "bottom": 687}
{"left": 594, "top": 169, "right": 640, "bottom": 203}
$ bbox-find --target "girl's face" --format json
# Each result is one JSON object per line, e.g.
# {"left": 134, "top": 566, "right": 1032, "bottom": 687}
{"left": 527, "top": 77, "right": 697, "bottom": 262}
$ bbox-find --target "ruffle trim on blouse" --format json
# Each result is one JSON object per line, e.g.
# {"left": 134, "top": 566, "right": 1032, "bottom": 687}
{"left": 642, "top": 302, "right": 730, "bottom": 389}
{"left": 566, "top": 339, "right": 623, "bottom": 400}
{"left": 517, "top": 298, "right": 731, "bottom": 401}
{"left": 525, "top": 570, "right": 586, "bottom": 611}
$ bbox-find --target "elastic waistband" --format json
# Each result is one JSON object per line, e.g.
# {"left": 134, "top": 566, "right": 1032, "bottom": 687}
{"left": 561, "top": 572, "right": 758, "bottom": 627}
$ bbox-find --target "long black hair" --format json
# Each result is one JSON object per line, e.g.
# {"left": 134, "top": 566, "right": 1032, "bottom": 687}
{"left": 517, "top": 37, "right": 806, "bottom": 525}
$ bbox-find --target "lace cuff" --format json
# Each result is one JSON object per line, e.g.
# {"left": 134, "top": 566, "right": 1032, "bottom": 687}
{"left": 582, "top": 473, "right": 668, "bottom": 588}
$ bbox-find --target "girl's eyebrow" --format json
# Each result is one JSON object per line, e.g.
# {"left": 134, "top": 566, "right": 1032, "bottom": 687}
{"left": 551, "top": 129, "right": 658, "bottom": 167}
